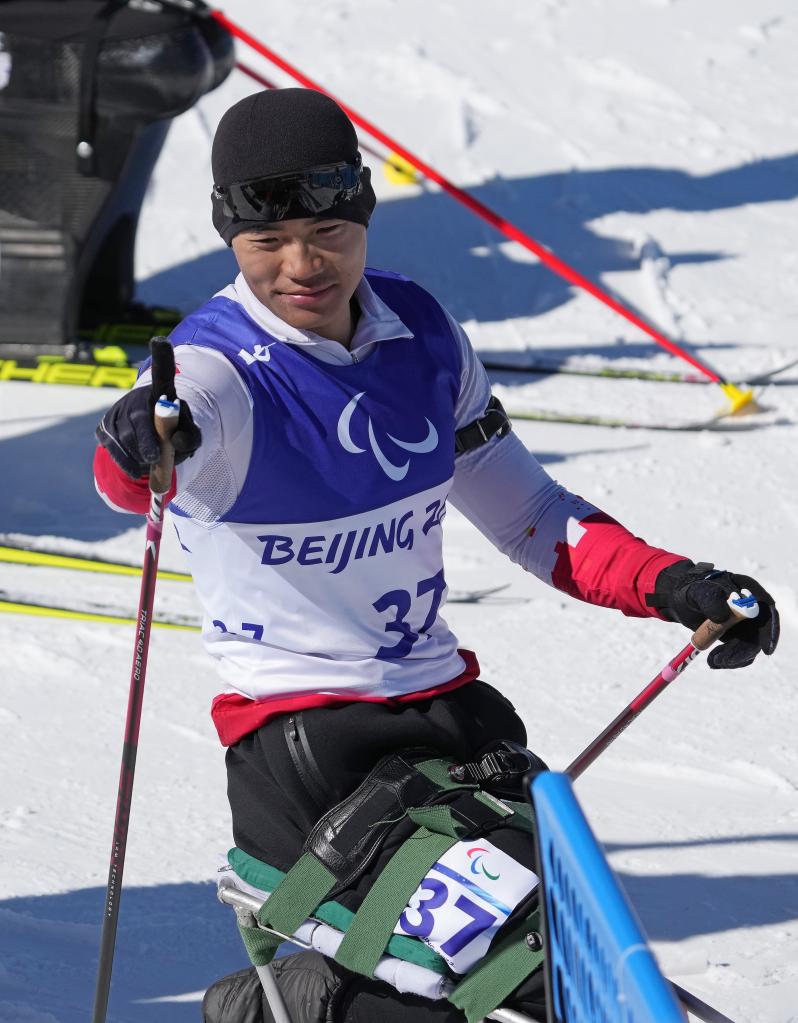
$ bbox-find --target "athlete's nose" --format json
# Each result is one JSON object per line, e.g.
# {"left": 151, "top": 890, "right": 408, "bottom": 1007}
{"left": 283, "top": 240, "right": 324, "bottom": 282}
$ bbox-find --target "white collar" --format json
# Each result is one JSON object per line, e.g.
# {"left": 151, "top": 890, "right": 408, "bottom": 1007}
{"left": 217, "top": 272, "right": 413, "bottom": 366}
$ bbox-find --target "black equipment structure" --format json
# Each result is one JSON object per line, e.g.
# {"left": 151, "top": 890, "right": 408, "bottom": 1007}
{"left": 0, "top": 0, "right": 233, "bottom": 351}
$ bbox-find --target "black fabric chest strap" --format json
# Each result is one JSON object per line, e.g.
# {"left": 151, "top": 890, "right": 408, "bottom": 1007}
{"left": 454, "top": 395, "right": 512, "bottom": 456}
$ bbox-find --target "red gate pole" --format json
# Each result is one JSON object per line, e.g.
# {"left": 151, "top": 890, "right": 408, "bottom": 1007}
{"left": 212, "top": 8, "right": 754, "bottom": 412}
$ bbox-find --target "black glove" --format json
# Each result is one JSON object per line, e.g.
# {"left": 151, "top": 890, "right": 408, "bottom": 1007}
{"left": 648, "top": 560, "right": 779, "bottom": 669}
{"left": 96, "top": 386, "right": 202, "bottom": 479}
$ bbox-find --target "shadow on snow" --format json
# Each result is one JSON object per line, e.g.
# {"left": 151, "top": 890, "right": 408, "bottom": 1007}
{"left": 138, "top": 152, "right": 798, "bottom": 339}
{"left": 0, "top": 409, "right": 609, "bottom": 540}
{"left": 6, "top": 157, "right": 798, "bottom": 532}
{"left": 0, "top": 882, "right": 244, "bottom": 1023}
{"left": 0, "top": 409, "right": 129, "bottom": 541}
{"left": 1, "top": 855, "right": 796, "bottom": 1019}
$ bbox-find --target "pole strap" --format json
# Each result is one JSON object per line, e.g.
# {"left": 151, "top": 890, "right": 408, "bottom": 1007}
{"left": 449, "top": 909, "right": 545, "bottom": 1023}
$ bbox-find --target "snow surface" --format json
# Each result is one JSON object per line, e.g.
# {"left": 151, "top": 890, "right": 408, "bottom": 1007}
{"left": 2, "top": 1, "right": 797, "bottom": 1020}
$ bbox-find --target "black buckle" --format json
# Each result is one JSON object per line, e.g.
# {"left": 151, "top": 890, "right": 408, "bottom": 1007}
{"left": 454, "top": 395, "right": 512, "bottom": 456}
{"left": 449, "top": 741, "right": 546, "bottom": 788}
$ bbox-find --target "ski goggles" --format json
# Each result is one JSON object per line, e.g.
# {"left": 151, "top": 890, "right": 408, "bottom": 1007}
{"left": 213, "top": 154, "right": 364, "bottom": 223}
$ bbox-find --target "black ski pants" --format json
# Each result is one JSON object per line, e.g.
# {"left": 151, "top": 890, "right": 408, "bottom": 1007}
{"left": 221, "top": 680, "right": 546, "bottom": 1023}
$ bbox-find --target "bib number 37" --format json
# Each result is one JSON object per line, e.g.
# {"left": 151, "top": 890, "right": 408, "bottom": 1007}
{"left": 373, "top": 569, "right": 446, "bottom": 660}
{"left": 395, "top": 839, "right": 539, "bottom": 974}
{"left": 399, "top": 877, "right": 496, "bottom": 959}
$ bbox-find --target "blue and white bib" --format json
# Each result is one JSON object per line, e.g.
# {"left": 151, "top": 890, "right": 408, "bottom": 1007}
{"left": 169, "top": 270, "right": 467, "bottom": 702}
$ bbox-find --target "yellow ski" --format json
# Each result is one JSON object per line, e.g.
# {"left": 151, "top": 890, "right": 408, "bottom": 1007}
{"left": 0, "top": 597, "right": 198, "bottom": 630}
{"left": 0, "top": 544, "right": 191, "bottom": 581}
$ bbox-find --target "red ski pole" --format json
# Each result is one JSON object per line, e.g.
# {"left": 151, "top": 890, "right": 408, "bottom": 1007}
{"left": 566, "top": 591, "right": 760, "bottom": 780}
{"left": 91, "top": 339, "right": 180, "bottom": 1023}
{"left": 562, "top": 593, "right": 757, "bottom": 1023}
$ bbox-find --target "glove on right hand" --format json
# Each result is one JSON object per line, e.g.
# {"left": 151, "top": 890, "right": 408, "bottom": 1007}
{"left": 649, "top": 560, "right": 780, "bottom": 669}
{"left": 96, "top": 385, "right": 202, "bottom": 479}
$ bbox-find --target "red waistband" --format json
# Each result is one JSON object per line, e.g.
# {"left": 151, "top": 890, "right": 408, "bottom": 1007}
{"left": 210, "top": 649, "right": 481, "bottom": 746}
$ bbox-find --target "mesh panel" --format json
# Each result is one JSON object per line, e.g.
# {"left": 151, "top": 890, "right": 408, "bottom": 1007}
{"left": 0, "top": 30, "right": 127, "bottom": 343}
{"left": 0, "top": 32, "right": 82, "bottom": 103}
{"left": 173, "top": 447, "right": 239, "bottom": 524}
{"left": 0, "top": 106, "right": 107, "bottom": 228}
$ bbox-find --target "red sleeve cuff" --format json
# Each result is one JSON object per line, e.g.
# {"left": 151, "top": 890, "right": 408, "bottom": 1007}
{"left": 551, "top": 511, "right": 687, "bottom": 619}
{"left": 93, "top": 444, "right": 176, "bottom": 514}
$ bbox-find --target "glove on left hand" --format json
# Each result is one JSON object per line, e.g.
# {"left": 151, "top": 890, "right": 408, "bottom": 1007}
{"left": 649, "top": 560, "right": 779, "bottom": 669}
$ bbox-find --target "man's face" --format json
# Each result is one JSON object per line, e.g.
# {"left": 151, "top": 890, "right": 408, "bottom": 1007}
{"left": 231, "top": 217, "right": 367, "bottom": 347}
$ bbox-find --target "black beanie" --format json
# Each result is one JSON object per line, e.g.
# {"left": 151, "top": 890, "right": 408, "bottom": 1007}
{"left": 211, "top": 88, "right": 377, "bottom": 245}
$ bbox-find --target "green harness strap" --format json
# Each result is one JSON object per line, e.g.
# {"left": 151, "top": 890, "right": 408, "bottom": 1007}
{"left": 417, "top": 758, "right": 516, "bottom": 823}
{"left": 335, "top": 787, "right": 515, "bottom": 979}
{"left": 239, "top": 851, "right": 337, "bottom": 966}
{"left": 237, "top": 918, "right": 283, "bottom": 968}
{"left": 449, "top": 909, "right": 545, "bottom": 1023}
{"left": 334, "top": 825, "right": 460, "bottom": 977}
{"left": 235, "top": 754, "right": 538, "bottom": 1007}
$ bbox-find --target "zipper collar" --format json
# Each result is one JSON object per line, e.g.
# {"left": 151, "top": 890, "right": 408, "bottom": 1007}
{"left": 217, "top": 273, "right": 414, "bottom": 367}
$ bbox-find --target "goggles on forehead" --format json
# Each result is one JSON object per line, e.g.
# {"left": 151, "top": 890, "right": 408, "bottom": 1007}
{"left": 213, "top": 154, "right": 363, "bottom": 223}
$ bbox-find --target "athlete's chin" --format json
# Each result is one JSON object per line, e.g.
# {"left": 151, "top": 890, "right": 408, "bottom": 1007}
{"left": 273, "top": 293, "right": 344, "bottom": 332}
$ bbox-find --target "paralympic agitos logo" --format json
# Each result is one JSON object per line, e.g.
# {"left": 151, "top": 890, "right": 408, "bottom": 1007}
{"left": 467, "top": 847, "right": 501, "bottom": 881}
{"left": 337, "top": 391, "right": 438, "bottom": 481}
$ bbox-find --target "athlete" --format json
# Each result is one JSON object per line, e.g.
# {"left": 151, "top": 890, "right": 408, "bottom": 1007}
{"left": 93, "top": 89, "right": 779, "bottom": 1023}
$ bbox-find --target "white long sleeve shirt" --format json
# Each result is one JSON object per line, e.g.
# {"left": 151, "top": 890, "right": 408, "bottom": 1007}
{"left": 95, "top": 270, "right": 679, "bottom": 744}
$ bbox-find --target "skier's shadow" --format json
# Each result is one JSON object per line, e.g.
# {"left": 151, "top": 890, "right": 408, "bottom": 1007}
{"left": 0, "top": 882, "right": 245, "bottom": 1023}
{"left": 0, "top": 408, "right": 128, "bottom": 541}
{"left": 618, "top": 868, "right": 798, "bottom": 942}
{"left": 0, "top": 860, "right": 796, "bottom": 1021}
{"left": 0, "top": 407, "right": 583, "bottom": 541}
{"left": 139, "top": 152, "right": 798, "bottom": 341}
{"left": 608, "top": 831, "right": 798, "bottom": 941}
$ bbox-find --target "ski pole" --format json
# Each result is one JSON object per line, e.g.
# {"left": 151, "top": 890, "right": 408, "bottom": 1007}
{"left": 566, "top": 591, "right": 759, "bottom": 781}
{"left": 671, "top": 982, "right": 737, "bottom": 1023}
{"left": 91, "top": 339, "right": 180, "bottom": 1023}
{"left": 561, "top": 596, "right": 757, "bottom": 1023}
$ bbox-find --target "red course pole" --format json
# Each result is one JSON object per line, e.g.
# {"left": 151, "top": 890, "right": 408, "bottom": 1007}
{"left": 91, "top": 340, "right": 180, "bottom": 1023}
{"left": 213, "top": 8, "right": 731, "bottom": 389}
